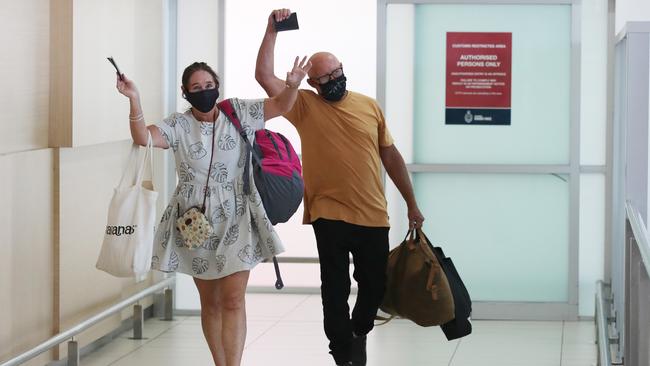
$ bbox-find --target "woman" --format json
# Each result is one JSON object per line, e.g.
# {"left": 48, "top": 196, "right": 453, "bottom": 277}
{"left": 116, "top": 57, "right": 311, "bottom": 366}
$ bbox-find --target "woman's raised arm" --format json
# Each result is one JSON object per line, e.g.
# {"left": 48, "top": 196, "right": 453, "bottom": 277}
{"left": 116, "top": 74, "right": 168, "bottom": 148}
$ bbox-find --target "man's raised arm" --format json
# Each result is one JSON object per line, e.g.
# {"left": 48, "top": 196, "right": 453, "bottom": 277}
{"left": 256, "top": 9, "right": 291, "bottom": 97}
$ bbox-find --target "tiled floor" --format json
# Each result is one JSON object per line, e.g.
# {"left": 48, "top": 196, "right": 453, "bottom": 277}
{"left": 80, "top": 294, "right": 597, "bottom": 366}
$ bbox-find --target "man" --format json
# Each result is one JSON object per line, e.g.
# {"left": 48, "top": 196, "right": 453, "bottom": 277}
{"left": 256, "top": 9, "right": 425, "bottom": 366}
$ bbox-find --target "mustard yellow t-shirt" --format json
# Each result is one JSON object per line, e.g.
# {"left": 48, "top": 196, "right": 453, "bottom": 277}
{"left": 284, "top": 90, "right": 394, "bottom": 227}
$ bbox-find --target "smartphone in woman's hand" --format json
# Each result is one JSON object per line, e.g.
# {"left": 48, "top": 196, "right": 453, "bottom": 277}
{"left": 107, "top": 56, "right": 124, "bottom": 80}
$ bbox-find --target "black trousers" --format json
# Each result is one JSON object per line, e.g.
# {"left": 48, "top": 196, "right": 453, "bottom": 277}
{"left": 312, "top": 218, "right": 389, "bottom": 363}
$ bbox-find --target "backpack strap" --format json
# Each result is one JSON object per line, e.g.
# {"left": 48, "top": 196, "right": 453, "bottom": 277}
{"left": 278, "top": 134, "right": 293, "bottom": 160}
{"left": 217, "top": 98, "right": 243, "bottom": 131}
{"left": 216, "top": 99, "right": 264, "bottom": 165}
{"left": 217, "top": 99, "right": 260, "bottom": 195}
{"left": 374, "top": 314, "right": 396, "bottom": 326}
{"left": 264, "top": 130, "right": 284, "bottom": 160}
{"left": 273, "top": 256, "right": 284, "bottom": 290}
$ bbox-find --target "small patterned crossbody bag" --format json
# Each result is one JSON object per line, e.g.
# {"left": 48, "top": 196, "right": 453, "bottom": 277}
{"left": 176, "top": 117, "right": 217, "bottom": 250}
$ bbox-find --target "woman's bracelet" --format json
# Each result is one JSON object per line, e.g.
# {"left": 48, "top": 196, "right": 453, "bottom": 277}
{"left": 129, "top": 113, "right": 144, "bottom": 122}
{"left": 285, "top": 82, "right": 299, "bottom": 89}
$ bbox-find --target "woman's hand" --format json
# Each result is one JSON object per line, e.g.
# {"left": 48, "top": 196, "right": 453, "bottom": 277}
{"left": 285, "top": 56, "right": 311, "bottom": 89}
{"left": 116, "top": 74, "right": 140, "bottom": 100}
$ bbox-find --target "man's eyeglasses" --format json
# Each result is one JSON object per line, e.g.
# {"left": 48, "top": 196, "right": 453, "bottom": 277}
{"left": 311, "top": 66, "right": 344, "bottom": 85}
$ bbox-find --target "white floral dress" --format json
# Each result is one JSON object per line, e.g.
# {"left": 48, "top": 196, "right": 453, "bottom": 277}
{"left": 151, "top": 98, "right": 284, "bottom": 279}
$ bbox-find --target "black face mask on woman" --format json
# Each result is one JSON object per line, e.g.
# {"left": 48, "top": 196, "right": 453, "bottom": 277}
{"left": 185, "top": 88, "right": 219, "bottom": 113}
{"left": 320, "top": 75, "right": 347, "bottom": 102}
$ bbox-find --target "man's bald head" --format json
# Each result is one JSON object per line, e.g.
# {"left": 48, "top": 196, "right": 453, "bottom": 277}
{"left": 308, "top": 52, "right": 341, "bottom": 80}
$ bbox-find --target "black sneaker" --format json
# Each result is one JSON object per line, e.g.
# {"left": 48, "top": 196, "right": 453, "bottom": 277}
{"left": 350, "top": 334, "right": 367, "bottom": 365}
{"left": 331, "top": 350, "right": 353, "bottom": 366}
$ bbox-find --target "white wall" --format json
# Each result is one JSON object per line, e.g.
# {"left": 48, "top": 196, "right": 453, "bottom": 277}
{"left": 0, "top": 0, "right": 50, "bottom": 154}
{"left": 0, "top": 0, "right": 169, "bottom": 362}
{"left": 175, "top": 0, "right": 220, "bottom": 112}
{"left": 0, "top": 150, "right": 54, "bottom": 366}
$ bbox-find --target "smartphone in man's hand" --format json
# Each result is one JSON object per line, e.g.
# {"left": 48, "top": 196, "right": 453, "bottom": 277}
{"left": 274, "top": 12, "right": 299, "bottom": 32}
{"left": 107, "top": 56, "right": 124, "bottom": 80}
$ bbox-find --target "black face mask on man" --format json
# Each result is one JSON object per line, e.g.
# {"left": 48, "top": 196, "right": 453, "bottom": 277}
{"left": 185, "top": 88, "right": 219, "bottom": 113}
{"left": 320, "top": 75, "right": 347, "bottom": 102}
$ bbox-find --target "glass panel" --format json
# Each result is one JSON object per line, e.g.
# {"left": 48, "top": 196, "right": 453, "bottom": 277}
{"left": 248, "top": 263, "right": 358, "bottom": 290}
{"left": 414, "top": 173, "right": 569, "bottom": 302}
{"left": 176, "top": 273, "right": 201, "bottom": 310}
{"left": 580, "top": 0, "right": 608, "bottom": 166}
{"left": 579, "top": 174, "right": 605, "bottom": 316}
{"left": 412, "top": 4, "right": 571, "bottom": 164}
{"left": 222, "top": 0, "right": 377, "bottom": 261}
{"left": 273, "top": 202, "right": 318, "bottom": 257}
{"left": 225, "top": 0, "right": 379, "bottom": 156}
{"left": 248, "top": 263, "right": 321, "bottom": 288}
{"left": 385, "top": 4, "right": 415, "bottom": 164}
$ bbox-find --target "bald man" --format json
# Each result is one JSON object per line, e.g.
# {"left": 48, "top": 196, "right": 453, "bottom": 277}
{"left": 256, "top": 9, "right": 425, "bottom": 366}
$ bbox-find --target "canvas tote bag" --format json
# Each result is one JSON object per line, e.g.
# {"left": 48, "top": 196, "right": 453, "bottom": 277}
{"left": 96, "top": 133, "right": 158, "bottom": 277}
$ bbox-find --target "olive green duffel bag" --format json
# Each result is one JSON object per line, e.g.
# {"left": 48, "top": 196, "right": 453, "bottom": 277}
{"left": 379, "top": 228, "right": 455, "bottom": 327}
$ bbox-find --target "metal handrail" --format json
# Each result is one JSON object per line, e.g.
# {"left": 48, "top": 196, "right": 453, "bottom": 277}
{"left": 625, "top": 202, "right": 650, "bottom": 273}
{"left": 0, "top": 277, "right": 175, "bottom": 366}
{"left": 268, "top": 256, "right": 319, "bottom": 264}
{"left": 595, "top": 281, "right": 613, "bottom": 366}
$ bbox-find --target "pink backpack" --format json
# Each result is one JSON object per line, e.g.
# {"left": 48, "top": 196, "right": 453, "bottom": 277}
{"left": 218, "top": 99, "right": 304, "bottom": 289}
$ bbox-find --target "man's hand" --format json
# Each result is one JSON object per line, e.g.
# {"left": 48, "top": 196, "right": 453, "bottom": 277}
{"left": 408, "top": 206, "right": 425, "bottom": 229}
{"left": 267, "top": 8, "right": 292, "bottom": 34}
{"left": 285, "top": 56, "right": 312, "bottom": 88}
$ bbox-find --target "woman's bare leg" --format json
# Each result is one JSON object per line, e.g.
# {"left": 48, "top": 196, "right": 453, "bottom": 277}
{"left": 218, "top": 271, "right": 250, "bottom": 366}
{"left": 194, "top": 277, "right": 227, "bottom": 366}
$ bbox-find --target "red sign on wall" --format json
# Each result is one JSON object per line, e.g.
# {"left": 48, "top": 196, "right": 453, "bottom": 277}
{"left": 445, "top": 32, "right": 512, "bottom": 125}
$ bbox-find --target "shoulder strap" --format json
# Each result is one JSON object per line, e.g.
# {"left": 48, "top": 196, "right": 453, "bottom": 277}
{"left": 217, "top": 98, "right": 257, "bottom": 195}
{"left": 201, "top": 116, "right": 218, "bottom": 212}
{"left": 217, "top": 99, "right": 261, "bottom": 161}
{"left": 217, "top": 99, "right": 244, "bottom": 132}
